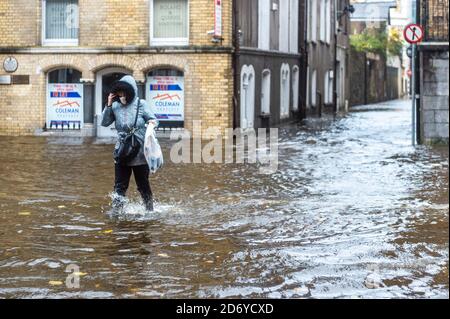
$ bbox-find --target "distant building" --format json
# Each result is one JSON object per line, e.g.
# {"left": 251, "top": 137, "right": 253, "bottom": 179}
{"left": 306, "top": 0, "right": 351, "bottom": 117}
{"left": 349, "top": 0, "right": 405, "bottom": 105}
{"left": 233, "top": 0, "right": 305, "bottom": 129}
{"left": 417, "top": 0, "right": 449, "bottom": 144}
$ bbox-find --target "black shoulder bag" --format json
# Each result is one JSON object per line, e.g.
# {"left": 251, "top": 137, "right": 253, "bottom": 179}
{"left": 114, "top": 99, "right": 142, "bottom": 165}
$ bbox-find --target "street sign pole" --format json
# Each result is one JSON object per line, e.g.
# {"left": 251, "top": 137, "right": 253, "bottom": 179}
{"left": 403, "top": 23, "right": 423, "bottom": 146}
{"left": 411, "top": 43, "right": 416, "bottom": 146}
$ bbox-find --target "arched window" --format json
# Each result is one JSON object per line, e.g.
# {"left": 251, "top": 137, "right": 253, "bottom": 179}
{"left": 48, "top": 68, "right": 81, "bottom": 83}
{"left": 46, "top": 68, "right": 83, "bottom": 130}
{"left": 292, "top": 66, "right": 300, "bottom": 111}
{"left": 280, "top": 63, "right": 290, "bottom": 119}
{"left": 311, "top": 70, "right": 317, "bottom": 107}
{"left": 240, "top": 65, "right": 256, "bottom": 129}
{"left": 261, "top": 69, "right": 271, "bottom": 115}
{"left": 324, "top": 70, "right": 333, "bottom": 104}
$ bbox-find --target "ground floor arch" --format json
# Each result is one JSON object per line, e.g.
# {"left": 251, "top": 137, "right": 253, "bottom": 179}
{"left": 95, "top": 67, "right": 132, "bottom": 138}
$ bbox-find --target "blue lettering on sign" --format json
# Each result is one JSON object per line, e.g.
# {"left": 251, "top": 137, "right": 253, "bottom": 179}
{"left": 50, "top": 92, "right": 82, "bottom": 98}
{"left": 55, "top": 108, "right": 80, "bottom": 114}
{"left": 156, "top": 114, "right": 182, "bottom": 119}
{"left": 155, "top": 101, "right": 181, "bottom": 107}
{"left": 150, "top": 84, "right": 182, "bottom": 91}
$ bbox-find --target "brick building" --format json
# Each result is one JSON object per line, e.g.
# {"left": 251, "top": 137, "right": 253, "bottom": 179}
{"left": 0, "top": 0, "right": 233, "bottom": 138}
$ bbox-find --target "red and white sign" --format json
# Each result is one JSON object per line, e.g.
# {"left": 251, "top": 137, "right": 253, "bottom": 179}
{"left": 404, "top": 24, "right": 424, "bottom": 44}
{"left": 214, "top": 0, "right": 222, "bottom": 38}
{"left": 407, "top": 69, "right": 412, "bottom": 78}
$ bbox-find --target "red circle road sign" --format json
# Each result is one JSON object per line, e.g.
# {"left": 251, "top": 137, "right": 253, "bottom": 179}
{"left": 404, "top": 24, "right": 424, "bottom": 44}
{"left": 407, "top": 69, "right": 412, "bottom": 78}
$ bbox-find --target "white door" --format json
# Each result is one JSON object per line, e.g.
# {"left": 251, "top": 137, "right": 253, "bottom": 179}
{"left": 261, "top": 70, "right": 271, "bottom": 115}
{"left": 240, "top": 65, "right": 255, "bottom": 129}
{"left": 95, "top": 68, "right": 131, "bottom": 138}
{"left": 280, "top": 63, "right": 290, "bottom": 119}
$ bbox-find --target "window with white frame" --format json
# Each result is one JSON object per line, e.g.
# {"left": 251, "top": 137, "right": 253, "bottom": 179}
{"left": 279, "top": 0, "right": 299, "bottom": 52}
{"left": 289, "top": 0, "right": 299, "bottom": 53}
{"left": 324, "top": 70, "right": 333, "bottom": 104}
{"left": 258, "top": 0, "right": 271, "bottom": 50}
{"left": 325, "top": 0, "right": 332, "bottom": 43}
{"left": 319, "top": 0, "right": 326, "bottom": 42}
{"left": 151, "top": 0, "right": 189, "bottom": 46}
{"left": 328, "top": 70, "right": 333, "bottom": 104}
{"left": 280, "top": 63, "right": 290, "bottom": 119}
{"left": 43, "top": 0, "right": 79, "bottom": 45}
{"left": 311, "top": 70, "right": 317, "bottom": 106}
{"left": 261, "top": 69, "right": 271, "bottom": 115}
{"left": 292, "top": 66, "right": 300, "bottom": 111}
{"left": 309, "top": 0, "right": 318, "bottom": 42}
{"left": 279, "top": 0, "right": 290, "bottom": 52}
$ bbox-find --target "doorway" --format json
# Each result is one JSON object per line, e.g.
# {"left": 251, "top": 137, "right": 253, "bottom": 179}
{"left": 95, "top": 67, "right": 131, "bottom": 138}
{"left": 240, "top": 65, "right": 255, "bottom": 129}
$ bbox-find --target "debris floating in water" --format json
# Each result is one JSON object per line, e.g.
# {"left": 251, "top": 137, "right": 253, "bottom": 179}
{"left": 48, "top": 280, "right": 63, "bottom": 286}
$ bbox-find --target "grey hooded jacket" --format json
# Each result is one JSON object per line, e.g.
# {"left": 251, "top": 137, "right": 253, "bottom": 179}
{"left": 101, "top": 75, "right": 158, "bottom": 167}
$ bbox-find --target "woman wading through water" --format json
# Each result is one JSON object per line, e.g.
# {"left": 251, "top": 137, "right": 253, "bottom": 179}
{"left": 102, "top": 75, "right": 158, "bottom": 212}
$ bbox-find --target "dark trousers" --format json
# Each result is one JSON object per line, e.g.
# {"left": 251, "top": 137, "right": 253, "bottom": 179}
{"left": 114, "top": 163, "right": 153, "bottom": 211}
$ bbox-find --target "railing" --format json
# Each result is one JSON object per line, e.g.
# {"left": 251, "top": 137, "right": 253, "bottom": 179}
{"left": 421, "top": 0, "right": 449, "bottom": 42}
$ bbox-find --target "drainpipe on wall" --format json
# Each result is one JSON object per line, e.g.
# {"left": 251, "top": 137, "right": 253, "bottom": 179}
{"left": 415, "top": 0, "right": 421, "bottom": 144}
{"left": 232, "top": 0, "right": 239, "bottom": 130}
{"left": 333, "top": 0, "right": 338, "bottom": 115}
{"left": 300, "top": 0, "right": 309, "bottom": 120}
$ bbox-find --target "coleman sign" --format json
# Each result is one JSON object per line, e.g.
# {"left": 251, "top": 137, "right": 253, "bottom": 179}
{"left": 46, "top": 83, "right": 84, "bottom": 129}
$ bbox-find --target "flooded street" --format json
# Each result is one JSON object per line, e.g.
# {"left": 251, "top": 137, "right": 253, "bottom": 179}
{"left": 0, "top": 99, "right": 448, "bottom": 299}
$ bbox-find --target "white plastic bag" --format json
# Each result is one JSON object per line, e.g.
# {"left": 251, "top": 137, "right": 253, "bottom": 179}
{"left": 144, "top": 122, "right": 164, "bottom": 174}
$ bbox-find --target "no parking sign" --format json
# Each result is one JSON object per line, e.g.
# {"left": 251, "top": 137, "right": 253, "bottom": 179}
{"left": 404, "top": 24, "right": 424, "bottom": 44}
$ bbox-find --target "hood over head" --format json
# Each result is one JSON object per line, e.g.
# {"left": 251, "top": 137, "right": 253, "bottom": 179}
{"left": 111, "top": 75, "right": 138, "bottom": 105}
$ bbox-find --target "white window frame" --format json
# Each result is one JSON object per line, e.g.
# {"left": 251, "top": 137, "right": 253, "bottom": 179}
{"left": 240, "top": 65, "right": 256, "bottom": 129}
{"left": 319, "top": 0, "right": 326, "bottom": 42}
{"left": 42, "top": 0, "right": 79, "bottom": 46}
{"left": 289, "top": 0, "right": 299, "bottom": 53}
{"left": 311, "top": 69, "right": 317, "bottom": 107}
{"left": 310, "top": 0, "right": 317, "bottom": 42}
{"left": 280, "top": 63, "right": 291, "bottom": 119}
{"left": 279, "top": 0, "right": 290, "bottom": 52}
{"left": 292, "top": 66, "right": 300, "bottom": 111}
{"left": 324, "top": 70, "right": 333, "bottom": 104}
{"left": 150, "top": 0, "right": 190, "bottom": 46}
{"left": 325, "top": 0, "right": 332, "bottom": 44}
{"left": 261, "top": 69, "right": 271, "bottom": 115}
{"left": 258, "top": 0, "right": 271, "bottom": 50}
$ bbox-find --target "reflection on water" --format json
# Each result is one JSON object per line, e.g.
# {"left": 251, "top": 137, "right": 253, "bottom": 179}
{"left": 0, "top": 100, "right": 448, "bottom": 298}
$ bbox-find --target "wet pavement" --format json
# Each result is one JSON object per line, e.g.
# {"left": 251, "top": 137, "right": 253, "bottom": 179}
{"left": 0, "top": 99, "right": 448, "bottom": 298}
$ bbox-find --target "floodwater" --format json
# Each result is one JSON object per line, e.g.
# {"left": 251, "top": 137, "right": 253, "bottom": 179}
{"left": 0, "top": 99, "right": 448, "bottom": 299}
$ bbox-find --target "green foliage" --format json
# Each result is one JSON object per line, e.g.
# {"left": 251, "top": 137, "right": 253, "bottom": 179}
{"left": 387, "top": 28, "right": 404, "bottom": 56}
{"left": 350, "top": 27, "right": 404, "bottom": 57}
